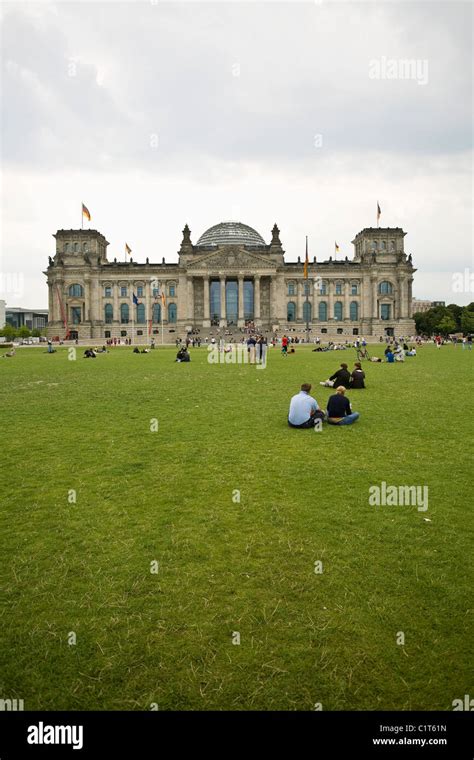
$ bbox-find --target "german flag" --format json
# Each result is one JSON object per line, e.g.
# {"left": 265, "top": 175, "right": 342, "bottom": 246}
{"left": 335, "top": 241, "right": 340, "bottom": 254}
{"left": 125, "top": 243, "right": 132, "bottom": 256}
{"left": 303, "top": 236, "right": 309, "bottom": 279}
{"left": 82, "top": 203, "right": 91, "bottom": 222}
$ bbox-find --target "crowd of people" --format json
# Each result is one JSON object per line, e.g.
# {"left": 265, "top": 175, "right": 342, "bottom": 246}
{"left": 287, "top": 337, "right": 422, "bottom": 429}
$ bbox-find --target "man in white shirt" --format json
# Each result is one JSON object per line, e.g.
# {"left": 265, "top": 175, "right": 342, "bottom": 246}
{"left": 288, "top": 384, "right": 324, "bottom": 428}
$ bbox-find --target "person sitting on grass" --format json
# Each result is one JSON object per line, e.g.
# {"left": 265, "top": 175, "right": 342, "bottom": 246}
{"left": 326, "top": 386, "right": 360, "bottom": 426}
{"left": 406, "top": 346, "right": 417, "bottom": 356}
{"left": 288, "top": 383, "right": 325, "bottom": 428}
{"left": 370, "top": 356, "right": 382, "bottom": 363}
{"left": 1, "top": 347, "right": 16, "bottom": 358}
{"left": 176, "top": 347, "right": 190, "bottom": 362}
{"left": 394, "top": 346, "right": 405, "bottom": 362}
{"left": 320, "top": 362, "right": 351, "bottom": 388}
{"left": 83, "top": 348, "right": 96, "bottom": 358}
{"left": 385, "top": 348, "right": 395, "bottom": 363}
{"left": 350, "top": 362, "right": 365, "bottom": 388}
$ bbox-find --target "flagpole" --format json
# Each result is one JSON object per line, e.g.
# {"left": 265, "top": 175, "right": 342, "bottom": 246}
{"left": 81, "top": 202, "right": 83, "bottom": 230}
{"left": 305, "top": 235, "right": 309, "bottom": 343}
{"left": 161, "top": 282, "right": 164, "bottom": 346}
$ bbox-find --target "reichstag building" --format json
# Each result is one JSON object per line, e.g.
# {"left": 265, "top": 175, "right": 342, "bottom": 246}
{"left": 45, "top": 221, "right": 416, "bottom": 340}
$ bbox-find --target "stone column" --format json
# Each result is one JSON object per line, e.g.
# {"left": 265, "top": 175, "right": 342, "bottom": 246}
{"left": 238, "top": 275, "right": 244, "bottom": 326}
{"left": 344, "top": 280, "right": 350, "bottom": 321}
{"left": 220, "top": 276, "right": 226, "bottom": 326}
{"left": 187, "top": 276, "right": 194, "bottom": 322}
{"left": 203, "top": 275, "right": 210, "bottom": 327}
{"left": 407, "top": 277, "right": 413, "bottom": 319}
{"left": 47, "top": 281, "right": 54, "bottom": 325}
{"left": 372, "top": 279, "right": 378, "bottom": 319}
{"left": 254, "top": 275, "right": 261, "bottom": 321}
{"left": 297, "top": 279, "right": 303, "bottom": 320}
{"left": 145, "top": 280, "right": 151, "bottom": 332}
{"left": 312, "top": 276, "right": 318, "bottom": 322}
{"left": 113, "top": 281, "right": 119, "bottom": 327}
{"left": 400, "top": 278, "right": 408, "bottom": 319}
{"left": 328, "top": 281, "right": 334, "bottom": 321}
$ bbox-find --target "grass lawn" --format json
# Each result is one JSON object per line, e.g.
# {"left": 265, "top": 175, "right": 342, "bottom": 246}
{"left": 0, "top": 343, "right": 472, "bottom": 711}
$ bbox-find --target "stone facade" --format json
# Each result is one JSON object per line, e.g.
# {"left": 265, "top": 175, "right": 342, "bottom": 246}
{"left": 45, "top": 221, "right": 416, "bottom": 341}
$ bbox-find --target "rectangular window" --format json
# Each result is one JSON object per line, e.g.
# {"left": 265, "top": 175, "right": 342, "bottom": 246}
{"left": 120, "top": 287, "right": 127, "bottom": 297}
{"left": 71, "top": 306, "right": 82, "bottom": 324}
{"left": 105, "top": 331, "right": 111, "bottom": 338}
{"left": 137, "top": 330, "right": 143, "bottom": 335}
{"left": 105, "top": 286, "right": 112, "bottom": 297}
{"left": 121, "top": 330, "right": 127, "bottom": 337}
{"left": 169, "top": 285, "right": 175, "bottom": 297}
{"left": 351, "top": 284, "right": 358, "bottom": 295}
{"left": 137, "top": 286, "right": 143, "bottom": 297}
{"left": 335, "top": 283, "right": 342, "bottom": 295}
{"left": 380, "top": 304, "right": 391, "bottom": 320}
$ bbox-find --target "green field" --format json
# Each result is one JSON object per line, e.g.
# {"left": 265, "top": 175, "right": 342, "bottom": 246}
{"left": 0, "top": 343, "right": 472, "bottom": 711}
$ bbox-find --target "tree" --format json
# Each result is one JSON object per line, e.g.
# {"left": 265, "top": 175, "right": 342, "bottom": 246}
{"left": 461, "top": 308, "right": 474, "bottom": 334}
{"left": 18, "top": 326, "right": 31, "bottom": 339}
{"left": 446, "top": 304, "right": 463, "bottom": 330}
{"left": 436, "top": 316, "right": 457, "bottom": 336}
{"left": 0, "top": 324, "right": 17, "bottom": 341}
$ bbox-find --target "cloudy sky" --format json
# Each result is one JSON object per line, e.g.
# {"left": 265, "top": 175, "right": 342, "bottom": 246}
{"left": 1, "top": 0, "right": 472, "bottom": 307}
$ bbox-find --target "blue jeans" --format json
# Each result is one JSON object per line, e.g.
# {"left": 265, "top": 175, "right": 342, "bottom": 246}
{"left": 329, "top": 412, "right": 360, "bottom": 425}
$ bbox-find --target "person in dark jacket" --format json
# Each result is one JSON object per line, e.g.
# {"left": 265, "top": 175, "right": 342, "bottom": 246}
{"left": 320, "top": 363, "right": 351, "bottom": 388}
{"left": 350, "top": 362, "right": 365, "bottom": 389}
{"left": 326, "top": 386, "right": 360, "bottom": 425}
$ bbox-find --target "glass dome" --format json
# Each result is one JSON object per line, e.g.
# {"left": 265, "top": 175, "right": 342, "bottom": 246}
{"left": 196, "top": 221, "right": 266, "bottom": 247}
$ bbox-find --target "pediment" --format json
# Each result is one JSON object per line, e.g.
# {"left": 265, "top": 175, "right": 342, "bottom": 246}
{"left": 186, "top": 247, "right": 275, "bottom": 271}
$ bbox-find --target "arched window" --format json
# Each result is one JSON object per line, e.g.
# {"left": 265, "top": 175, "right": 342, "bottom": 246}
{"left": 68, "top": 284, "right": 83, "bottom": 297}
{"left": 303, "top": 301, "right": 312, "bottom": 322}
{"left": 104, "top": 304, "right": 113, "bottom": 324}
{"left": 287, "top": 281, "right": 296, "bottom": 296}
{"left": 350, "top": 301, "right": 359, "bottom": 321}
{"left": 152, "top": 303, "right": 161, "bottom": 323}
{"left": 104, "top": 284, "right": 112, "bottom": 297}
{"left": 136, "top": 303, "right": 146, "bottom": 323}
{"left": 168, "top": 303, "right": 177, "bottom": 323}
{"left": 334, "top": 301, "right": 343, "bottom": 321}
{"left": 379, "top": 281, "right": 393, "bottom": 295}
{"left": 371, "top": 240, "right": 377, "bottom": 251}
{"left": 74, "top": 243, "right": 79, "bottom": 252}
{"left": 389, "top": 240, "right": 395, "bottom": 251}
{"left": 120, "top": 303, "right": 129, "bottom": 323}
{"left": 380, "top": 240, "right": 386, "bottom": 251}
{"left": 335, "top": 281, "right": 343, "bottom": 295}
{"left": 287, "top": 301, "right": 296, "bottom": 321}
{"left": 83, "top": 242, "right": 88, "bottom": 252}
{"left": 318, "top": 301, "right": 327, "bottom": 321}
{"left": 65, "top": 243, "right": 70, "bottom": 253}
